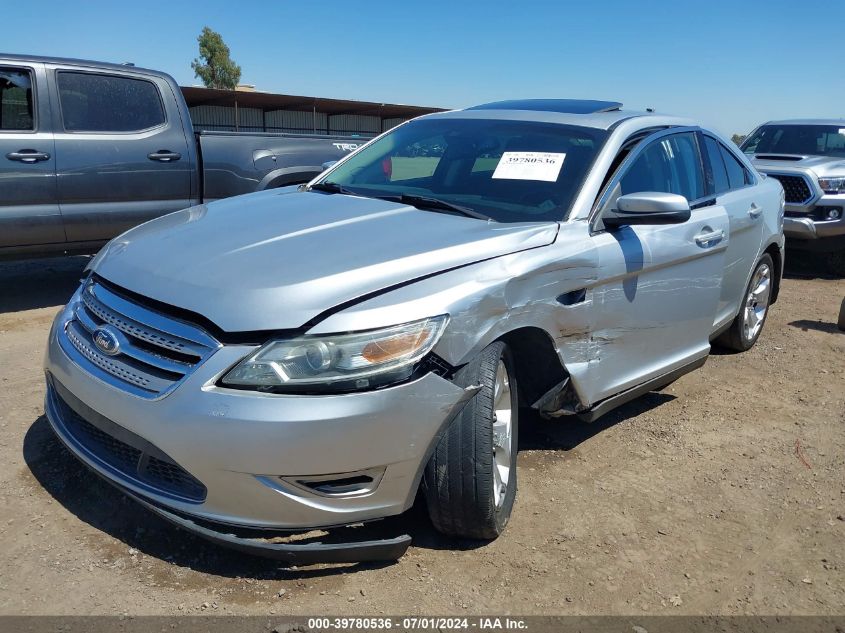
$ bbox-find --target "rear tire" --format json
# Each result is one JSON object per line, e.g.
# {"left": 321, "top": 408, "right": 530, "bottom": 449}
{"left": 422, "top": 341, "right": 518, "bottom": 540}
{"left": 716, "top": 254, "right": 774, "bottom": 352}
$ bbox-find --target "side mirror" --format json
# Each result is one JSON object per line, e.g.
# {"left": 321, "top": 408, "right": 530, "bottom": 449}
{"left": 603, "top": 192, "right": 691, "bottom": 228}
{"left": 321, "top": 160, "right": 338, "bottom": 171}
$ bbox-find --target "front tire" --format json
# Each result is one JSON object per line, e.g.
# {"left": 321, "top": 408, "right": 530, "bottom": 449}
{"left": 422, "top": 341, "right": 518, "bottom": 540}
{"left": 716, "top": 254, "right": 774, "bottom": 352}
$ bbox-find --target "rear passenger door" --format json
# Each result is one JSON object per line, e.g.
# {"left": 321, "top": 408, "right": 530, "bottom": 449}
{"left": 49, "top": 67, "right": 192, "bottom": 243}
{"left": 0, "top": 62, "right": 63, "bottom": 248}
{"left": 700, "top": 133, "right": 764, "bottom": 328}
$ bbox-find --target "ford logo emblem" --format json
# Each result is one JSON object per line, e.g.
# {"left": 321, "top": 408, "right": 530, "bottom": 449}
{"left": 93, "top": 326, "right": 121, "bottom": 356}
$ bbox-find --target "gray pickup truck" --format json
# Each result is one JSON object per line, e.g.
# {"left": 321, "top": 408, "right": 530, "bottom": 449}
{"left": 0, "top": 54, "right": 366, "bottom": 259}
{"left": 741, "top": 120, "right": 845, "bottom": 274}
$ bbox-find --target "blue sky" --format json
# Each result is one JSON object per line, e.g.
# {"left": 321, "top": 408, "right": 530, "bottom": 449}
{"left": 4, "top": 0, "right": 843, "bottom": 136}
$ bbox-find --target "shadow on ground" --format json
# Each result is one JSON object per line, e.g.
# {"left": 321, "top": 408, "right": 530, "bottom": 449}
{"left": 783, "top": 249, "right": 842, "bottom": 280}
{"left": 0, "top": 256, "right": 88, "bottom": 313}
{"left": 789, "top": 319, "right": 844, "bottom": 334}
{"left": 22, "top": 392, "right": 670, "bottom": 578}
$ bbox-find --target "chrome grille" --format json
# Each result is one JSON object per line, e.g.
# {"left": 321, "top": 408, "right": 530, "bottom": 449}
{"left": 59, "top": 279, "right": 220, "bottom": 398}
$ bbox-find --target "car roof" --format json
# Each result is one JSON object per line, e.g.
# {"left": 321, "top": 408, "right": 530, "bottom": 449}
{"left": 763, "top": 119, "right": 845, "bottom": 126}
{"left": 467, "top": 99, "right": 624, "bottom": 115}
{"left": 425, "top": 103, "right": 694, "bottom": 132}
{"left": 0, "top": 52, "right": 162, "bottom": 76}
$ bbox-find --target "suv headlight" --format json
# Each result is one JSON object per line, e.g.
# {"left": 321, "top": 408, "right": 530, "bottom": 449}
{"left": 221, "top": 315, "right": 448, "bottom": 393}
{"left": 818, "top": 176, "right": 845, "bottom": 194}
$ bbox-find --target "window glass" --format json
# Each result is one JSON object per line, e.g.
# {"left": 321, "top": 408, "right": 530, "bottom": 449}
{"left": 620, "top": 132, "right": 704, "bottom": 201}
{"left": 0, "top": 68, "right": 34, "bottom": 131}
{"left": 720, "top": 144, "right": 750, "bottom": 189}
{"left": 388, "top": 135, "right": 444, "bottom": 182}
{"left": 741, "top": 124, "right": 845, "bottom": 158}
{"left": 704, "top": 136, "right": 730, "bottom": 195}
{"left": 323, "top": 118, "right": 608, "bottom": 223}
{"left": 58, "top": 72, "right": 164, "bottom": 132}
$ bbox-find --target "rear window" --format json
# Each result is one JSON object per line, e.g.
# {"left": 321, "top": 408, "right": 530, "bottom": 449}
{"left": 0, "top": 67, "right": 34, "bottom": 131}
{"left": 721, "top": 144, "right": 750, "bottom": 189}
{"left": 58, "top": 72, "right": 165, "bottom": 133}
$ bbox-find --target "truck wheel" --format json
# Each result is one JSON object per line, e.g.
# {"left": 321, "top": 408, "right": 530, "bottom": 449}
{"left": 422, "top": 341, "right": 518, "bottom": 540}
{"left": 825, "top": 250, "right": 845, "bottom": 277}
{"left": 716, "top": 254, "right": 774, "bottom": 352}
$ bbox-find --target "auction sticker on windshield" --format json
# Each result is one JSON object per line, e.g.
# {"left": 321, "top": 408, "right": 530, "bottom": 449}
{"left": 492, "top": 152, "right": 566, "bottom": 182}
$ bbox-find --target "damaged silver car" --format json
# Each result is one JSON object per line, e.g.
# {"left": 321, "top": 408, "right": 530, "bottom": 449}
{"left": 44, "top": 99, "right": 785, "bottom": 563}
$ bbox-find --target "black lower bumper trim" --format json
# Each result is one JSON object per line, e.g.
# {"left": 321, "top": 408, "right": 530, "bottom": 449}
{"left": 117, "top": 485, "right": 412, "bottom": 565}
{"left": 45, "top": 379, "right": 412, "bottom": 565}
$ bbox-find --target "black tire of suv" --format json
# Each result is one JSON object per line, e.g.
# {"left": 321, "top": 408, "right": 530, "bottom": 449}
{"left": 824, "top": 250, "right": 845, "bottom": 277}
{"left": 422, "top": 341, "right": 518, "bottom": 540}
{"left": 716, "top": 254, "right": 775, "bottom": 352}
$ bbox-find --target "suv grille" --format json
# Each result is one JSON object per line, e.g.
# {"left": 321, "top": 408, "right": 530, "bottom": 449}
{"left": 59, "top": 279, "right": 219, "bottom": 398}
{"left": 50, "top": 380, "right": 207, "bottom": 502}
{"left": 767, "top": 173, "right": 814, "bottom": 205}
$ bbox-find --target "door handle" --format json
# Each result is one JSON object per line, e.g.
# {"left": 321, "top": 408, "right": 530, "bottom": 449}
{"left": 694, "top": 229, "right": 725, "bottom": 247}
{"left": 147, "top": 150, "right": 182, "bottom": 162}
{"left": 6, "top": 149, "right": 51, "bottom": 163}
{"left": 748, "top": 203, "right": 763, "bottom": 219}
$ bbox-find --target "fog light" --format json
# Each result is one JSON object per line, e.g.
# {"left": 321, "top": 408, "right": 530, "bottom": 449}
{"left": 827, "top": 208, "right": 842, "bottom": 220}
{"left": 278, "top": 467, "right": 386, "bottom": 498}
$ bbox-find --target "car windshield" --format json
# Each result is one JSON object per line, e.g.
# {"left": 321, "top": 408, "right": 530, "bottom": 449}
{"left": 741, "top": 124, "right": 845, "bottom": 158}
{"left": 315, "top": 117, "right": 608, "bottom": 223}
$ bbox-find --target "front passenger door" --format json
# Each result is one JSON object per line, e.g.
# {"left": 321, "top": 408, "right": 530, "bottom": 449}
{"left": 580, "top": 130, "right": 729, "bottom": 405}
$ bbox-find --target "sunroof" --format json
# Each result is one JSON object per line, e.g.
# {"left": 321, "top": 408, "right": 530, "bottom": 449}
{"left": 467, "top": 99, "right": 623, "bottom": 114}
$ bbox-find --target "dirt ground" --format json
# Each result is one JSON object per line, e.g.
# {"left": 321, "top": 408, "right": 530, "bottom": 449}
{"left": 0, "top": 253, "right": 842, "bottom": 616}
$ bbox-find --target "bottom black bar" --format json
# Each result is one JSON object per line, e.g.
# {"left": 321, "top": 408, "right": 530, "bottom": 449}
{"left": 1, "top": 616, "right": 844, "bottom": 633}
{"left": 119, "top": 485, "right": 413, "bottom": 565}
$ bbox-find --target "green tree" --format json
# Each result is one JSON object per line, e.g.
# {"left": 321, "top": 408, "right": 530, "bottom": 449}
{"left": 191, "top": 27, "right": 241, "bottom": 90}
{"left": 731, "top": 133, "right": 746, "bottom": 146}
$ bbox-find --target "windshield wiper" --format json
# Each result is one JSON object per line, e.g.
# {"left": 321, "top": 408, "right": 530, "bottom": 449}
{"left": 308, "top": 181, "right": 357, "bottom": 195}
{"left": 309, "top": 185, "right": 493, "bottom": 221}
{"left": 392, "top": 194, "right": 493, "bottom": 221}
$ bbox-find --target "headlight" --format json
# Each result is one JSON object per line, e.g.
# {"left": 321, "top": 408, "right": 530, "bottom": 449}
{"left": 818, "top": 176, "right": 845, "bottom": 194}
{"left": 221, "top": 315, "right": 449, "bottom": 393}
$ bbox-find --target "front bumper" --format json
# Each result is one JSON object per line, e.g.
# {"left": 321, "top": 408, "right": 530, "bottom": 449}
{"left": 784, "top": 215, "right": 845, "bottom": 240}
{"left": 44, "top": 305, "right": 476, "bottom": 560}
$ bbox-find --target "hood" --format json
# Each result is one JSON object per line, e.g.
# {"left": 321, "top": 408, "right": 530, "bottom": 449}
{"left": 749, "top": 153, "right": 845, "bottom": 177}
{"left": 93, "top": 189, "right": 558, "bottom": 332}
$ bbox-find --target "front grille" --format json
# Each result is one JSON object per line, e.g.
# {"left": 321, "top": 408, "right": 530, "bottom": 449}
{"left": 767, "top": 173, "right": 814, "bottom": 204}
{"left": 51, "top": 380, "right": 207, "bottom": 502}
{"left": 59, "top": 279, "right": 219, "bottom": 398}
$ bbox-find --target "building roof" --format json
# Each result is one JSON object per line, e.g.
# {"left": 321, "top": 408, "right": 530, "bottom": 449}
{"left": 181, "top": 86, "right": 445, "bottom": 119}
